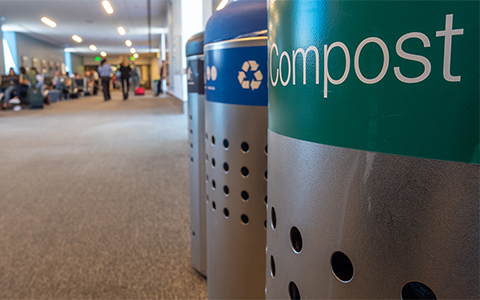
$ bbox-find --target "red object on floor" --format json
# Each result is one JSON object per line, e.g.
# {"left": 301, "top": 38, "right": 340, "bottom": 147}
{"left": 135, "top": 87, "right": 145, "bottom": 95}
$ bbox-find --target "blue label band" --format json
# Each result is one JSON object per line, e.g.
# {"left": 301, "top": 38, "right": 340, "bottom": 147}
{"left": 205, "top": 42, "right": 268, "bottom": 106}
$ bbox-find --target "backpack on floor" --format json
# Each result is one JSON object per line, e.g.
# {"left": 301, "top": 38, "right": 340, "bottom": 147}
{"left": 135, "top": 87, "right": 145, "bottom": 95}
{"left": 29, "top": 88, "right": 43, "bottom": 109}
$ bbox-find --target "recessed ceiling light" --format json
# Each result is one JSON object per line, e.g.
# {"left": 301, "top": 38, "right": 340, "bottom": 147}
{"left": 41, "top": 17, "right": 57, "bottom": 28}
{"left": 72, "top": 35, "right": 82, "bottom": 43}
{"left": 117, "top": 26, "right": 126, "bottom": 36}
{"left": 216, "top": 0, "right": 229, "bottom": 11}
{"left": 133, "top": 53, "right": 139, "bottom": 59}
{"left": 130, "top": 48, "right": 136, "bottom": 54}
{"left": 100, "top": 51, "right": 107, "bottom": 57}
{"left": 102, "top": 1, "right": 114, "bottom": 14}
{"left": 125, "top": 40, "right": 132, "bottom": 47}
{"left": 89, "top": 45, "right": 97, "bottom": 51}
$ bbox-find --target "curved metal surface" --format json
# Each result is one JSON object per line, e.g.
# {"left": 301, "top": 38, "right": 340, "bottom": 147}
{"left": 266, "top": 130, "right": 479, "bottom": 299}
{"left": 188, "top": 55, "right": 207, "bottom": 276}
{"left": 204, "top": 36, "right": 267, "bottom": 52}
{"left": 206, "top": 101, "right": 267, "bottom": 299}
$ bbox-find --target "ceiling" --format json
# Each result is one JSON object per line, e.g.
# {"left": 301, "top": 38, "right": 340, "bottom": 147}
{"left": 0, "top": 0, "right": 170, "bottom": 56}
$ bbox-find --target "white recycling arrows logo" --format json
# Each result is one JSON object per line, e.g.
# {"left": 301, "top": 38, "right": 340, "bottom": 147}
{"left": 238, "top": 60, "right": 263, "bottom": 91}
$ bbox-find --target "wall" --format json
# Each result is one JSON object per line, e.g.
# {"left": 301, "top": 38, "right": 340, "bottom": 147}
{"left": 0, "top": 28, "right": 5, "bottom": 74}
{"left": 70, "top": 53, "right": 84, "bottom": 75}
{"left": 15, "top": 32, "right": 64, "bottom": 73}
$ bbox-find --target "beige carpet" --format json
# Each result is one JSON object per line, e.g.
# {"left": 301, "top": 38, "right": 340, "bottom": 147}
{"left": 0, "top": 91, "right": 207, "bottom": 299}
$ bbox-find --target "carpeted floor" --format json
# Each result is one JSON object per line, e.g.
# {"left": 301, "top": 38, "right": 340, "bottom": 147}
{"left": 0, "top": 91, "right": 207, "bottom": 299}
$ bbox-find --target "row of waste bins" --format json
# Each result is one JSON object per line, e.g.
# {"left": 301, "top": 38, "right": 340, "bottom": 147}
{"left": 187, "top": 0, "right": 479, "bottom": 299}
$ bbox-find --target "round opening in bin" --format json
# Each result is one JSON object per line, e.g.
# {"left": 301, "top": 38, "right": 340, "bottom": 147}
{"left": 223, "top": 185, "right": 229, "bottom": 196}
{"left": 241, "top": 167, "right": 249, "bottom": 178}
{"left": 212, "top": 201, "right": 216, "bottom": 211}
{"left": 240, "top": 214, "right": 249, "bottom": 225}
{"left": 264, "top": 171, "right": 268, "bottom": 180}
{"left": 241, "top": 142, "right": 250, "bottom": 153}
{"left": 330, "top": 251, "right": 354, "bottom": 283}
{"left": 288, "top": 282, "right": 300, "bottom": 300}
{"left": 211, "top": 135, "right": 216, "bottom": 145}
{"left": 290, "top": 227, "right": 303, "bottom": 253}
{"left": 264, "top": 220, "right": 267, "bottom": 228}
{"left": 265, "top": 145, "right": 268, "bottom": 155}
{"left": 223, "top": 139, "right": 229, "bottom": 149}
{"left": 241, "top": 191, "right": 249, "bottom": 202}
{"left": 270, "top": 255, "right": 276, "bottom": 278}
{"left": 212, "top": 180, "right": 216, "bottom": 190}
{"left": 223, "top": 162, "right": 229, "bottom": 173}
{"left": 264, "top": 196, "right": 267, "bottom": 204}
{"left": 190, "top": 157, "right": 193, "bottom": 163}
{"left": 212, "top": 158, "right": 216, "bottom": 168}
{"left": 401, "top": 282, "right": 437, "bottom": 300}
{"left": 271, "top": 207, "right": 277, "bottom": 229}
{"left": 223, "top": 208, "right": 229, "bottom": 218}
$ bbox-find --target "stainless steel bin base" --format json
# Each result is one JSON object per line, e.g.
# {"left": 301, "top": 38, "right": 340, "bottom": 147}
{"left": 206, "top": 101, "right": 267, "bottom": 299}
{"left": 266, "top": 130, "right": 479, "bottom": 299}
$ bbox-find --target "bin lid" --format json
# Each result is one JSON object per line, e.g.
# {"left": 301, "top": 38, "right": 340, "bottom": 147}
{"left": 204, "top": 0, "right": 267, "bottom": 45}
{"left": 186, "top": 32, "right": 204, "bottom": 56}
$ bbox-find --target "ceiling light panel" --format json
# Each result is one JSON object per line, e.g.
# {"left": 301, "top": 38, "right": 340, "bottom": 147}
{"left": 72, "top": 35, "right": 82, "bottom": 43}
{"left": 133, "top": 53, "right": 139, "bottom": 59}
{"left": 100, "top": 51, "right": 107, "bottom": 57}
{"left": 125, "top": 40, "right": 132, "bottom": 47}
{"left": 41, "top": 17, "right": 56, "bottom": 28}
{"left": 89, "top": 45, "right": 97, "bottom": 51}
{"left": 102, "top": 1, "right": 114, "bottom": 14}
{"left": 130, "top": 48, "right": 136, "bottom": 54}
{"left": 117, "top": 26, "right": 126, "bottom": 36}
{"left": 216, "top": 0, "right": 229, "bottom": 11}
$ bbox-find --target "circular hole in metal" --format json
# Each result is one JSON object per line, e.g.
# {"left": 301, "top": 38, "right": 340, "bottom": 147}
{"left": 271, "top": 207, "right": 277, "bottom": 229}
{"left": 190, "top": 143, "right": 193, "bottom": 148}
{"left": 223, "top": 185, "right": 229, "bottom": 196}
{"left": 264, "top": 171, "right": 268, "bottom": 180}
{"left": 212, "top": 201, "right": 216, "bottom": 211}
{"left": 212, "top": 158, "right": 216, "bottom": 168}
{"left": 192, "top": 231, "right": 195, "bottom": 236}
{"left": 331, "top": 251, "right": 354, "bottom": 283}
{"left": 241, "top": 166, "right": 249, "bottom": 178}
{"left": 190, "top": 157, "right": 193, "bottom": 162}
{"left": 264, "top": 196, "right": 267, "bottom": 204}
{"left": 264, "top": 220, "right": 267, "bottom": 228}
{"left": 241, "top": 191, "right": 249, "bottom": 202}
{"left": 288, "top": 282, "right": 300, "bottom": 300}
{"left": 240, "top": 214, "right": 249, "bottom": 225}
{"left": 189, "top": 114, "right": 192, "bottom": 120}
{"left": 189, "top": 129, "right": 193, "bottom": 134}
{"left": 223, "top": 208, "right": 229, "bottom": 218}
{"left": 270, "top": 255, "right": 276, "bottom": 278}
{"left": 211, "top": 135, "right": 215, "bottom": 145}
{"left": 212, "top": 180, "right": 216, "bottom": 190}
{"left": 241, "top": 142, "right": 250, "bottom": 153}
{"left": 265, "top": 145, "right": 268, "bottom": 155}
{"left": 290, "top": 227, "right": 303, "bottom": 253}
{"left": 223, "top": 162, "right": 229, "bottom": 173}
{"left": 223, "top": 139, "right": 229, "bottom": 149}
{"left": 401, "top": 282, "right": 437, "bottom": 300}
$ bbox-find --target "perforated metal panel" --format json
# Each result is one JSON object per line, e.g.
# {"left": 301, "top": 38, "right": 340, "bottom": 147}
{"left": 187, "top": 54, "right": 207, "bottom": 276}
{"left": 266, "top": 131, "right": 479, "bottom": 299}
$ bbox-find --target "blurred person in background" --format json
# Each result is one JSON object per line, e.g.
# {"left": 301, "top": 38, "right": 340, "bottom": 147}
{"left": 118, "top": 57, "right": 132, "bottom": 100}
{"left": 155, "top": 60, "right": 166, "bottom": 96}
{"left": 98, "top": 59, "right": 112, "bottom": 101}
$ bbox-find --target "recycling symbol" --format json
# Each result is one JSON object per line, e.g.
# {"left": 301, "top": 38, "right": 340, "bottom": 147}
{"left": 238, "top": 60, "right": 263, "bottom": 91}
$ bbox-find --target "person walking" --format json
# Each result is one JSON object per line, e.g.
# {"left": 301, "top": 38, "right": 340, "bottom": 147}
{"left": 118, "top": 58, "right": 132, "bottom": 100}
{"left": 155, "top": 60, "right": 166, "bottom": 96}
{"left": 98, "top": 59, "right": 112, "bottom": 101}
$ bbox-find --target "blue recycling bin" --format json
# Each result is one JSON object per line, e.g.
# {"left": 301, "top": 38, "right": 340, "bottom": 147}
{"left": 204, "top": 0, "right": 268, "bottom": 298}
